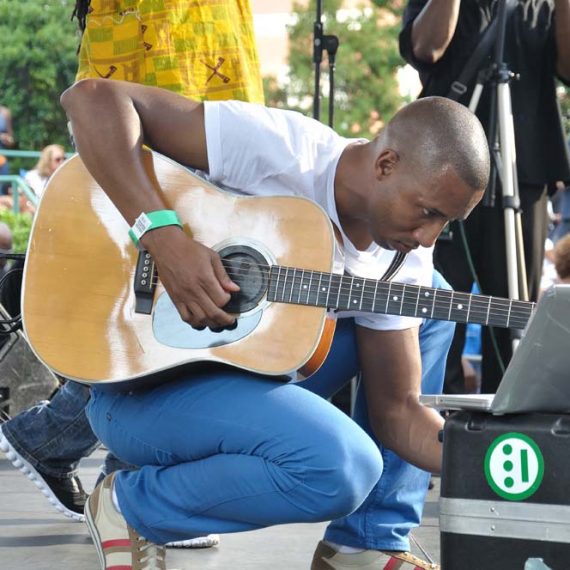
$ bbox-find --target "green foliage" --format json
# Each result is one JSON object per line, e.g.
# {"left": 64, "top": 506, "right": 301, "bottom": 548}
{"left": 0, "top": 210, "right": 32, "bottom": 252}
{"left": 0, "top": 0, "right": 79, "bottom": 155}
{"left": 264, "top": 0, "right": 406, "bottom": 139}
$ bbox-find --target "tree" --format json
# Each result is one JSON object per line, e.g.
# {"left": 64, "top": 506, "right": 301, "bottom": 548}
{"left": 265, "top": 0, "right": 406, "bottom": 139}
{"left": 0, "top": 0, "right": 79, "bottom": 154}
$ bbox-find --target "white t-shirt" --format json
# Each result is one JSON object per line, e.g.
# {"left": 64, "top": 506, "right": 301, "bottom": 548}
{"left": 204, "top": 100, "right": 433, "bottom": 331}
{"left": 24, "top": 169, "right": 49, "bottom": 197}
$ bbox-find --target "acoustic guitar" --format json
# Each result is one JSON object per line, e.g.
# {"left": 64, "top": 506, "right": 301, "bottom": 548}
{"left": 22, "top": 150, "right": 535, "bottom": 386}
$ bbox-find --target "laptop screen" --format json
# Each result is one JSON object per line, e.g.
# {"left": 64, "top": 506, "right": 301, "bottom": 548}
{"left": 490, "top": 285, "right": 570, "bottom": 414}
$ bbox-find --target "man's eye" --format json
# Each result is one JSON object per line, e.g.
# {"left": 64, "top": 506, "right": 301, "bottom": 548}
{"left": 422, "top": 208, "right": 432, "bottom": 217}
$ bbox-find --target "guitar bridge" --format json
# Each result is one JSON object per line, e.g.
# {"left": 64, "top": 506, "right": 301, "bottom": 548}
{"left": 134, "top": 250, "right": 156, "bottom": 314}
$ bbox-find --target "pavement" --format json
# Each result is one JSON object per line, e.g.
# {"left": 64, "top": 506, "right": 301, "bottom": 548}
{"left": 0, "top": 448, "right": 441, "bottom": 569}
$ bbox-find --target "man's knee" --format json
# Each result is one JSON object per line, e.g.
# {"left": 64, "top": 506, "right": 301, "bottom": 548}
{"left": 305, "top": 431, "right": 382, "bottom": 522}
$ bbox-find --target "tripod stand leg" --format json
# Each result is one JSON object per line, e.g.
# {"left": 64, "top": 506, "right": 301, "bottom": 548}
{"left": 498, "top": 82, "right": 528, "bottom": 352}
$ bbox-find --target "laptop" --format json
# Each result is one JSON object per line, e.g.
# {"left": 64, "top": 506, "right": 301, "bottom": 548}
{"left": 420, "top": 284, "right": 570, "bottom": 415}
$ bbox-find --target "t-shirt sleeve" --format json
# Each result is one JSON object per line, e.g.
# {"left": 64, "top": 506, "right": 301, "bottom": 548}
{"left": 203, "top": 100, "right": 324, "bottom": 192}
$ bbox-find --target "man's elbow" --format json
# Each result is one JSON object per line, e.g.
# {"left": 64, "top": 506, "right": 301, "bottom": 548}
{"left": 60, "top": 78, "right": 107, "bottom": 114}
{"left": 412, "top": 42, "right": 445, "bottom": 65}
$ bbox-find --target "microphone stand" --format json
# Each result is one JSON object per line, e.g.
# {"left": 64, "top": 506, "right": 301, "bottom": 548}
{"left": 313, "top": 0, "right": 339, "bottom": 128}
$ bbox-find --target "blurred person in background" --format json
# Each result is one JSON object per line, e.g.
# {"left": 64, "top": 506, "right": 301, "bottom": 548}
{"left": 24, "top": 144, "right": 66, "bottom": 198}
{"left": 0, "top": 100, "right": 15, "bottom": 192}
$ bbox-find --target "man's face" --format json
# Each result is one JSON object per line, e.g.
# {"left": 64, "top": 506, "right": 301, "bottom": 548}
{"left": 368, "top": 165, "right": 484, "bottom": 253}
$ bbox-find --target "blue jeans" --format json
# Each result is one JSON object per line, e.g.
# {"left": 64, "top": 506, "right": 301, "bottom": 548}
{"left": 1, "top": 380, "right": 132, "bottom": 479}
{"left": 87, "top": 272, "right": 453, "bottom": 547}
{"left": 87, "top": 372, "right": 383, "bottom": 544}
{"left": 1, "top": 380, "right": 100, "bottom": 478}
{"left": 302, "top": 272, "right": 454, "bottom": 551}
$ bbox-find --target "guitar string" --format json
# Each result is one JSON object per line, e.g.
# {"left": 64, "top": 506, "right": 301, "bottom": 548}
{"left": 149, "top": 265, "right": 532, "bottom": 316}
{"left": 148, "top": 262, "right": 533, "bottom": 321}
{"left": 214, "top": 262, "right": 534, "bottom": 320}
{"left": 148, "top": 263, "right": 533, "bottom": 325}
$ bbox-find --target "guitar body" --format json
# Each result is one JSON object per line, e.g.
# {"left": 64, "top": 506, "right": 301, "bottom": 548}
{"left": 22, "top": 150, "right": 338, "bottom": 386}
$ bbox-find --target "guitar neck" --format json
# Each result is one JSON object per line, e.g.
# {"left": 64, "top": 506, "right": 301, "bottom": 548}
{"left": 267, "top": 265, "right": 534, "bottom": 329}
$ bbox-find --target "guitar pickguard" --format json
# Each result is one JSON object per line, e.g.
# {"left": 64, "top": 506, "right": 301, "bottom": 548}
{"left": 152, "top": 291, "right": 263, "bottom": 349}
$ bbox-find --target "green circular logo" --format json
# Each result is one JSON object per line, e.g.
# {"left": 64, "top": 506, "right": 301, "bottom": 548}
{"left": 484, "top": 432, "right": 544, "bottom": 501}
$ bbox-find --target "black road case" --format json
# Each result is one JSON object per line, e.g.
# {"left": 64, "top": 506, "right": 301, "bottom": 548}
{"left": 440, "top": 411, "right": 570, "bottom": 570}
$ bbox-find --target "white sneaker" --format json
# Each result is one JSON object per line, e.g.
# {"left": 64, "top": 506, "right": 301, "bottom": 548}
{"left": 85, "top": 473, "right": 167, "bottom": 570}
{"left": 167, "top": 534, "right": 220, "bottom": 548}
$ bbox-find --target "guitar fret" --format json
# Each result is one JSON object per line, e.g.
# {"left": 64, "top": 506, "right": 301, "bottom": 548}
{"left": 447, "top": 290, "right": 454, "bottom": 321}
{"left": 335, "top": 274, "right": 343, "bottom": 310}
{"left": 348, "top": 276, "right": 355, "bottom": 310}
{"left": 324, "top": 272, "right": 332, "bottom": 308}
{"left": 297, "top": 269, "right": 304, "bottom": 304}
{"left": 489, "top": 296, "right": 509, "bottom": 328}
{"left": 416, "top": 287, "right": 434, "bottom": 318}
{"left": 315, "top": 272, "right": 326, "bottom": 307}
{"left": 485, "top": 295, "right": 491, "bottom": 325}
{"left": 281, "top": 267, "right": 289, "bottom": 302}
{"left": 432, "top": 289, "right": 452, "bottom": 321}
{"left": 372, "top": 279, "right": 379, "bottom": 312}
{"left": 290, "top": 268, "right": 298, "bottom": 304}
{"left": 359, "top": 278, "right": 373, "bottom": 312}
{"left": 506, "top": 298, "right": 513, "bottom": 328}
{"left": 386, "top": 282, "right": 405, "bottom": 316}
{"left": 449, "top": 291, "right": 472, "bottom": 324}
{"left": 267, "top": 266, "right": 276, "bottom": 301}
{"left": 305, "top": 271, "right": 313, "bottom": 305}
{"left": 413, "top": 286, "right": 420, "bottom": 317}
{"left": 357, "top": 278, "right": 365, "bottom": 311}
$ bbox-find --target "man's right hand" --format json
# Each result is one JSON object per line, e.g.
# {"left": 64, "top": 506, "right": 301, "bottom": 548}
{"left": 140, "top": 225, "right": 240, "bottom": 329}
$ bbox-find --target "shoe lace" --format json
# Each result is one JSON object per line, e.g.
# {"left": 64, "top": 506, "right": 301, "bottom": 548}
{"left": 136, "top": 536, "right": 166, "bottom": 570}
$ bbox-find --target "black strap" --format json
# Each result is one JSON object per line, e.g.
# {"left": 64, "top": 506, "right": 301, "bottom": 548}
{"left": 447, "top": 0, "right": 517, "bottom": 101}
{"left": 381, "top": 251, "right": 408, "bottom": 282}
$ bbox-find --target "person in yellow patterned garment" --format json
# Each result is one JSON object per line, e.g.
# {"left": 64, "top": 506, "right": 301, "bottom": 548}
{"left": 74, "top": 0, "right": 264, "bottom": 104}
{"left": 0, "top": 0, "right": 263, "bottom": 553}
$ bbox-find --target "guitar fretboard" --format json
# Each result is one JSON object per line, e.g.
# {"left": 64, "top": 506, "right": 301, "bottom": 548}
{"left": 267, "top": 266, "right": 534, "bottom": 329}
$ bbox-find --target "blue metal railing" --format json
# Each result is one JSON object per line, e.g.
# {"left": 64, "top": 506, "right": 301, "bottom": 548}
{"left": 0, "top": 176, "right": 38, "bottom": 213}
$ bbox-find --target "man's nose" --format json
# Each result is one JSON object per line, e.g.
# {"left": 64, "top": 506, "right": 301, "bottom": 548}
{"left": 413, "top": 220, "right": 447, "bottom": 248}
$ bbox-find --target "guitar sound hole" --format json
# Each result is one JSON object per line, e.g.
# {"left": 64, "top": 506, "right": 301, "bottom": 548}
{"left": 218, "top": 245, "right": 269, "bottom": 314}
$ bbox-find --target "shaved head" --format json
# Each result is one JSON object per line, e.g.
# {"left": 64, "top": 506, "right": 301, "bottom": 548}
{"left": 380, "top": 96, "right": 490, "bottom": 192}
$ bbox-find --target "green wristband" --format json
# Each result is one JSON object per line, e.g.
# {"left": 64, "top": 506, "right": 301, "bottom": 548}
{"left": 128, "top": 209, "right": 183, "bottom": 248}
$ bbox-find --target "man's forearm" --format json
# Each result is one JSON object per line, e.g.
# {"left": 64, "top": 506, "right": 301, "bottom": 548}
{"left": 411, "top": 0, "right": 462, "bottom": 63}
{"left": 372, "top": 399, "right": 443, "bottom": 474}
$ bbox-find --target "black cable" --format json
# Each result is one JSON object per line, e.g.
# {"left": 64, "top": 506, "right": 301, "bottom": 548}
{"left": 457, "top": 221, "right": 506, "bottom": 375}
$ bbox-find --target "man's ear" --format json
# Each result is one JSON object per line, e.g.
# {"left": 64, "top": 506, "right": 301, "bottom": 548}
{"left": 374, "top": 149, "right": 399, "bottom": 179}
